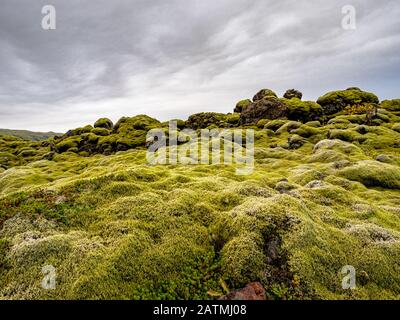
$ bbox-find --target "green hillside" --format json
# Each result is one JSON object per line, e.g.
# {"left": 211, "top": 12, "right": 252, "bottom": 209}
{"left": 0, "top": 129, "right": 61, "bottom": 142}
{"left": 0, "top": 88, "right": 399, "bottom": 300}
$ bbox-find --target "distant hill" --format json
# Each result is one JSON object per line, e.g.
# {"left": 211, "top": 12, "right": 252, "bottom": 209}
{"left": 0, "top": 129, "right": 62, "bottom": 141}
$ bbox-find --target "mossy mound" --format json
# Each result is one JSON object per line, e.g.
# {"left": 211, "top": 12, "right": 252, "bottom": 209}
{"left": 94, "top": 118, "right": 113, "bottom": 130}
{"left": 186, "top": 112, "right": 232, "bottom": 129}
{"left": 317, "top": 88, "right": 379, "bottom": 115}
{"left": 283, "top": 89, "right": 303, "bottom": 100}
{"left": 280, "top": 98, "right": 323, "bottom": 122}
{"left": 381, "top": 99, "right": 400, "bottom": 112}
{"left": 338, "top": 160, "right": 400, "bottom": 189}
{"left": 253, "top": 89, "right": 278, "bottom": 101}
{"left": 234, "top": 99, "right": 252, "bottom": 113}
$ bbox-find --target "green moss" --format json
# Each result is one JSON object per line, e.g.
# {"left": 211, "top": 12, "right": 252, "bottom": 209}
{"left": 186, "top": 112, "right": 228, "bottom": 129}
{"left": 55, "top": 136, "right": 82, "bottom": 153}
{"left": 264, "top": 120, "right": 287, "bottom": 131}
{"left": 91, "top": 128, "right": 110, "bottom": 136}
{"left": 381, "top": 99, "right": 400, "bottom": 112}
{"left": 392, "top": 123, "right": 400, "bottom": 133}
{"left": 114, "top": 115, "right": 160, "bottom": 132}
{"left": 234, "top": 99, "right": 252, "bottom": 113}
{"left": 338, "top": 161, "right": 400, "bottom": 189}
{"left": 253, "top": 89, "right": 278, "bottom": 101}
{"left": 17, "top": 147, "right": 37, "bottom": 157}
{"left": 72, "top": 125, "right": 93, "bottom": 135}
{"left": 317, "top": 88, "right": 379, "bottom": 115}
{"left": 257, "top": 119, "right": 269, "bottom": 129}
{"left": 1, "top": 93, "right": 400, "bottom": 300}
{"left": 281, "top": 98, "right": 323, "bottom": 122}
{"left": 328, "top": 129, "right": 358, "bottom": 142}
{"left": 226, "top": 113, "right": 240, "bottom": 126}
{"left": 94, "top": 118, "right": 113, "bottom": 130}
{"left": 221, "top": 234, "right": 266, "bottom": 286}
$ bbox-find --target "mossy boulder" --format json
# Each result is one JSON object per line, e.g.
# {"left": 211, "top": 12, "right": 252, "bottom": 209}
{"left": 283, "top": 89, "right": 303, "bottom": 100}
{"left": 91, "top": 128, "right": 110, "bottom": 136}
{"left": 253, "top": 89, "right": 278, "bottom": 102}
{"left": 281, "top": 98, "right": 323, "bottom": 122}
{"left": 264, "top": 120, "right": 287, "bottom": 131}
{"left": 186, "top": 112, "right": 228, "bottom": 129}
{"left": 234, "top": 99, "right": 252, "bottom": 113}
{"left": 71, "top": 125, "right": 93, "bottom": 136}
{"left": 114, "top": 115, "right": 160, "bottom": 133}
{"left": 94, "top": 118, "right": 113, "bottom": 130}
{"left": 317, "top": 88, "right": 379, "bottom": 115}
{"left": 338, "top": 161, "right": 400, "bottom": 189}
{"left": 239, "top": 96, "right": 287, "bottom": 125}
{"left": 55, "top": 136, "right": 82, "bottom": 153}
{"left": 381, "top": 99, "right": 400, "bottom": 112}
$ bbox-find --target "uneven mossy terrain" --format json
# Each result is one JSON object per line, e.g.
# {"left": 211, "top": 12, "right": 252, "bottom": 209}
{"left": 0, "top": 88, "right": 399, "bottom": 300}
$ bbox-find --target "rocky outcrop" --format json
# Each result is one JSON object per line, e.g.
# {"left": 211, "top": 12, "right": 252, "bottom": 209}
{"left": 234, "top": 99, "right": 252, "bottom": 113}
{"left": 253, "top": 89, "right": 278, "bottom": 101}
{"left": 317, "top": 88, "right": 379, "bottom": 115}
{"left": 284, "top": 89, "right": 303, "bottom": 100}
{"left": 239, "top": 96, "right": 287, "bottom": 125}
{"left": 94, "top": 118, "right": 113, "bottom": 130}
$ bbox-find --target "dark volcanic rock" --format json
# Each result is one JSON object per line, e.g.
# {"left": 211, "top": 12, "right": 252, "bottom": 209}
{"left": 219, "top": 282, "right": 266, "bottom": 300}
{"left": 252, "top": 89, "right": 278, "bottom": 102}
{"left": 239, "top": 96, "right": 287, "bottom": 125}
{"left": 234, "top": 99, "right": 252, "bottom": 113}
{"left": 284, "top": 89, "right": 303, "bottom": 100}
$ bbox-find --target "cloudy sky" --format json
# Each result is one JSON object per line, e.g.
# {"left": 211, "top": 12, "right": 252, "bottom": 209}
{"left": 0, "top": 0, "right": 399, "bottom": 132}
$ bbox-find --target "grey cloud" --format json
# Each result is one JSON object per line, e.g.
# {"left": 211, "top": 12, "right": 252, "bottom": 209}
{"left": 0, "top": 0, "right": 399, "bottom": 131}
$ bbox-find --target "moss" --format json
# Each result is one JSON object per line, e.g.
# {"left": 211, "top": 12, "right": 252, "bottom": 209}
{"left": 221, "top": 234, "right": 266, "bottom": 286}
{"left": 91, "top": 128, "right": 110, "bottom": 136}
{"left": 17, "top": 148, "right": 37, "bottom": 157}
{"left": 72, "top": 125, "right": 93, "bottom": 135}
{"left": 288, "top": 134, "right": 306, "bottom": 149}
{"left": 305, "top": 121, "right": 321, "bottom": 127}
{"left": 291, "top": 125, "right": 322, "bottom": 138}
{"left": 234, "top": 99, "right": 252, "bottom": 113}
{"left": 281, "top": 98, "right": 323, "bottom": 122}
{"left": 381, "top": 99, "right": 400, "bottom": 112}
{"left": 328, "top": 129, "right": 358, "bottom": 142}
{"left": 114, "top": 115, "right": 160, "bottom": 132}
{"left": 317, "top": 88, "right": 379, "bottom": 115}
{"left": 392, "top": 123, "right": 400, "bottom": 133}
{"left": 276, "top": 121, "right": 302, "bottom": 134}
{"left": 55, "top": 136, "right": 82, "bottom": 153}
{"left": 264, "top": 120, "right": 287, "bottom": 131}
{"left": 1, "top": 92, "right": 400, "bottom": 300}
{"left": 186, "top": 112, "right": 228, "bottom": 129}
{"left": 338, "top": 161, "right": 400, "bottom": 189}
{"left": 257, "top": 119, "right": 269, "bottom": 129}
{"left": 94, "top": 118, "right": 113, "bottom": 130}
{"left": 253, "top": 89, "right": 278, "bottom": 101}
{"left": 226, "top": 113, "right": 240, "bottom": 126}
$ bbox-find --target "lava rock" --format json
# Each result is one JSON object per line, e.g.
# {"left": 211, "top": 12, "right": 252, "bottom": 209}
{"left": 219, "top": 282, "right": 266, "bottom": 300}
{"left": 284, "top": 89, "right": 303, "bottom": 100}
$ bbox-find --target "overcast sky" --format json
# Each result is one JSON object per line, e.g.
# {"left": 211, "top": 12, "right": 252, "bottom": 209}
{"left": 0, "top": 0, "right": 399, "bottom": 132}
